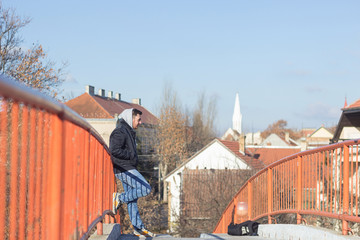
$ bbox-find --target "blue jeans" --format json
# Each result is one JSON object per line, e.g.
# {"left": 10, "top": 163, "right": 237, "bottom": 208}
{"left": 115, "top": 169, "right": 151, "bottom": 229}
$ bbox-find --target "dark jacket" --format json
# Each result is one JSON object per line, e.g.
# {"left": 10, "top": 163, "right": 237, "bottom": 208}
{"left": 109, "top": 119, "right": 138, "bottom": 173}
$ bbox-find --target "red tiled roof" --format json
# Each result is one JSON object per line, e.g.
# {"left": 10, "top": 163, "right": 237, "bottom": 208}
{"left": 65, "top": 93, "right": 158, "bottom": 125}
{"left": 218, "top": 139, "right": 266, "bottom": 171}
{"left": 346, "top": 99, "right": 360, "bottom": 109}
{"left": 300, "top": 128, "right": 316, "bottom": 138}
{"left": 246, "top": 147, "right": 301, "bottom": 166}
{"left": 65, "top": 93, "right": 111, "bottom": 118}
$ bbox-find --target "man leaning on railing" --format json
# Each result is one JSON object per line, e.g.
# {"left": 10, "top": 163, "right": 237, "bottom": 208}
{"left": 109, "top": 108, "right": 155, "bottom": 237}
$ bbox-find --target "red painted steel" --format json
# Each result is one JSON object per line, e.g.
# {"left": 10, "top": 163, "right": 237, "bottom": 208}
{"left": 9, "top": 102, "right": 19, "bottom": 239}
{"left": 42, "top": 112, "right": 51, "bottom": 240}
{"left": 19, "top": 105, "right": 29, "bottom": 240}
{"left": 0, "top": 100, "right": 7, "bottom": 238}
{"left": 28, "top": 107, "right": 37, "bottom": 240}
{"left": 83, "top": 131, "right": 90, "bottom": 231}
{"left": 0, "top": 75, "right": 117, "bottom": 239}
{"left": 248, "top": 182, "right": 252, "bottom": 220}
{"left": 48, "top": 113, "right": 63, "bottom": 240}
{"left": 214, "top": 139, "right": 360, "bottom": 236}
{"left": 343, "top": 145, "right": 350, "bottom": 235}
{"left": 296, "top": 156, "right": 302, "bottom": 224}
{"left": 34, "top": 110, "right": 43, "bottom": 239}
{"left": 267, "top": 168, "right": 272, "bottom": 224}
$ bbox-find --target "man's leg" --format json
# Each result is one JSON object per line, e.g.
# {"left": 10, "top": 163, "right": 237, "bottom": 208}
{"left": 118, "top": 169, "right": 151, "bottom": 203}
{"left": 127, "top": 199, "right": 144, "bottom": 229}
{"left": 115, "top": 169, "right": 151, "bottom": 230}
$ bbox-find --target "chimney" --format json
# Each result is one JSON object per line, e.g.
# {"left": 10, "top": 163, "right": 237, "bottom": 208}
{"left": 132, "top": 98, "right": 141, "bottom": 105}
{"left": 239, "top": 134, "right": 246, "bottom": 154}
{"left": 115, "top": 93, "right": 121, "bottom": 101}
{"left": 300, "top": 138, "right": 307, "bottom": 151}
{"left": 285, "top": 132, "right": 290, "bottom": 143}
{"left": 108, "top": 91, "right": 113, "bottom": 99}
{"left": 98, "top": 89, "right": 105, "bottom": 97}
{"left": 85, "top": 85, "right": 94, "bottom": 95}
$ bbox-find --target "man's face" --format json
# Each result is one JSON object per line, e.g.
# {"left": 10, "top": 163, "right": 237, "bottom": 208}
{"left": 132, "top": 114, "right": 142, "bottom": 129}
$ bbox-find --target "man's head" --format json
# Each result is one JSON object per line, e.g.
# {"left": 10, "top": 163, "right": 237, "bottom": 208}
{"left": 132, "top": 108, "right": 142, "bottom": 129}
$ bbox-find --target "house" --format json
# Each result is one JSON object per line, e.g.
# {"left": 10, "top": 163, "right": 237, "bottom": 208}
{"left": 259, "top": 132, "right": 299, "bottom": 147}
{"left": 246, "top": 133, "right": 301, "bottom": 166}
{"left": 223, "top": 129, "right": 263, "bottom": 145}
{"left": 164, "top": 138, "right": 264, "bottom": 231}
{"left": 293, "top": 127, "right": 334, "bottom": 151}
{"left": 332, "top": 98, "right": 360, "bottom": 142}
{"left": 222, "top": 93, "right": 301, "bottom": 166}
{"left": 65, "top": 85, "right": 158, "bottom": 151}
{"left": 305, "top": 126, "right": 333, "bottom": 149}
{"left": 300, "top": 128, "right": 317, "bottom": 138}
{"left": 245, "top": 131, "right": 262, "bottom": 145}
{"left": 222, "top": 128, "right": 240, "bottom": 141}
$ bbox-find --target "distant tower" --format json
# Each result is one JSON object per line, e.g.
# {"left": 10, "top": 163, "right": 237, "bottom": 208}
{"left": 232, "top": 93, "right": 242, "bottom": 134}
{"left": 344, "top": 97, "right": 348, "bottom": 108}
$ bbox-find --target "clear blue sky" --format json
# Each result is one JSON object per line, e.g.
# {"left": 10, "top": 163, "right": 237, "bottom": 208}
{"left": 5, "top": 0, "right": 360, "bottom": 135}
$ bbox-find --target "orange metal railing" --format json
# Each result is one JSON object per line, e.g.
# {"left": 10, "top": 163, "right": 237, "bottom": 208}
{"left": 214, "top": 139, "right": 360, "bottom": 236}
{"left": 0, "top": 74, "right": 118, "bottom": 239}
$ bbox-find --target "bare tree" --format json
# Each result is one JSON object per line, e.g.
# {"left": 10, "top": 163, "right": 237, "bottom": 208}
{"left": 0, "top": 4, "right": 66, "bottom": 98}
{"left": 186, "top": 92, "right": 217, "bottom": 154}
{"left": 156, "top": 83, "right": 188, "bottom": 199}
{"left": 261, "top": 119, "right": 301, "bottom": 140}
{"left": 155, "top": 86, "right": 219, "bottom": 205}
{"left": 0, "top": 5, "right": 29, "bottom": 72}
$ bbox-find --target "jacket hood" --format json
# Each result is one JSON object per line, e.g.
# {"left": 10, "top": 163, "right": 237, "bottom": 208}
{"left": 118, "top": 108, "right": 133, "bottom": 128}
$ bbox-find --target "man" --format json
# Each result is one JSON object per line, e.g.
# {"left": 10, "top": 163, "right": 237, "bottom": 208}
{"left": 110, "top": 108, "right": 155, "bottom": 237}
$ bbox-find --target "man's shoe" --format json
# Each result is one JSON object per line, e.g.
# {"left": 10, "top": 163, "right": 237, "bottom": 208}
{"left": 133, "top": 229, "right": 143, "bottom": 237}
{"left": 112, "top": 192, "right": 120, "bottom": 214}
{"left": 133, "top": 228, "right": 156, "bottom": 237}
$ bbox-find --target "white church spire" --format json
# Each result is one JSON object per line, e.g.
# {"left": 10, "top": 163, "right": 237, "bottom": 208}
{"left": 232, "top": 93, "right": 242, "bottom": 134}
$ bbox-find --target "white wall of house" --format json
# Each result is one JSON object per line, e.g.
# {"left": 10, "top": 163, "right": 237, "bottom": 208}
{"left": 261, "top": 133, "right": 289, "bottom": 147}
{"left": 87, "top": 119, "right": 155, "bottom": 155}
{"left": 306, "top": 127, "right": 333, "bottom": 148}
{"left": 311, "top": 127, "right": 333, "bottom": 139}
{"left": 87, "top": 118, "right": 116, "bottom": 146}
{"left": 184, "top": 141, "right": 249, "bottom": 170}
{"left": 340, "top": 127, "right": 360, "bottom": 140}
{"left": 245, "top": 131, "right": 262, "bottom": 145}
{"left": 164, "top": 139, "right": 250, "bottom": 231}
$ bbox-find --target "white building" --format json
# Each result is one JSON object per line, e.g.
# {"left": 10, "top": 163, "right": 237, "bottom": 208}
{"left": 305, "top": 126, "right": 333, "bottom": 149}
{"left": 232, "top": 93, "right": 242, "bottom": 134}
{"left": 164, "top": 138, "right": 264, "bottom": 231}
{"left": 222, "top": 93, "right": 243, "bottom": 141}
{"left": 332, "top": 98, "right": 360, "bottom": 142}
{"left": 65, "top": 85, "right": 158, "bottom": 150}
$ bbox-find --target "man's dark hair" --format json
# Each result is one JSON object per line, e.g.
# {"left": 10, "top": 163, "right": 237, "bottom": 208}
{"left": 133, "top": 108, "right": 142, "bottom": 116}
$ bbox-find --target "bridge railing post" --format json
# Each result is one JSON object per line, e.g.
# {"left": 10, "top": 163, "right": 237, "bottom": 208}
{"left": 297, "top": 155, "right": 303, "bottom": 224}
{"left": 97, "top": 145, "right": 105, "bottom": 235}
{"left": 248, "top": 181, "right": 252, "bottom": 220}
{"left": 267, "top": 168, "right": 273, "bottom": 224}
{"left": 9, "top": 102, "right": 19, "bottom": 238}
{"left": 342, "top": 145, "right": 350, "bottom": 235}
{"left": 47, "top": 113, "right": 65, "bottom": 240}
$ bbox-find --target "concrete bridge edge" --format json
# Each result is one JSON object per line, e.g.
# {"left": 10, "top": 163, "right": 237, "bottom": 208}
{"left": 257, "top": 224, "right": 360, "bottom": 240}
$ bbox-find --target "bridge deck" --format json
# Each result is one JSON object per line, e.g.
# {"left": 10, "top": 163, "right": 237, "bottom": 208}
{"left": 89, "top": 223, "right": 360, "bottom": 240}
